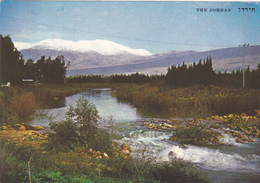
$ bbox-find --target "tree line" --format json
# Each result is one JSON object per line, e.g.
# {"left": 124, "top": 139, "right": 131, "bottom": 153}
{"left": 165, "top": 56, "right": 216, "bottom": 87}
{"left": 216, "top": 66, "right": 260, "bottom": 89}
{"left": 0, "top": 35, "right": 68, "bottom": 86}
{"left": 165, "top": 56, "right": 260, "bottom": 89}
{"left": 66, "top": 72, "right": 164, "bottom": 84}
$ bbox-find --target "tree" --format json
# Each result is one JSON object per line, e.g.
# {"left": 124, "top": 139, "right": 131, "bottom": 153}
{"left": 34, "top": 55, "right": 68, "bottom": 84}
{"left": 165, "top": 56, "right": 216, "bottom": 87}
{"left": 24, "top": 59, "right": 37, "bottom": 80}
{"left": 0, "top": 35, "right": 24, "bottom": 85}
{"left": 248, "top": 63, "right": 260, "bottom": 89}
{"left": 66, "top": 98, "right": 100, "bottom": 144}
{"left": 47, "top": 98, "right": 113, "bottom": 153}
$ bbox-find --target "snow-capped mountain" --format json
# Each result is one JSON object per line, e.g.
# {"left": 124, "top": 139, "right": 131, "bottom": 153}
{"left": 14, "top": 38, "right": 152, "bottom": 56}
{"left": 14, "top": 38, "right": 260, "bottom": 76}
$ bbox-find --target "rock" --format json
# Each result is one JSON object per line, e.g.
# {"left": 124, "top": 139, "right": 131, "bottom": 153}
{"left": 120, "top": 149, "right": 131, "bottom": 159}
{"left": 248, "top": 138, "right": 254, "bottom": 142}
{"left": 76, "top": 147, "right": 83, "bottom": 153}
{"left": 32, "top": 125, "right": 45, "bottom": 131}
{"left": 236, "top": 138, "right": 242, "bottom": 143}
{"left": 12, "top": 124, "right": 22, "bottom": 130}
{"left": 96, "top": 151, "right": 102, "bottom": 156}
{"left": 106, "top": 167, "right": 112, "bottom": 171}
{"left": 103, "top": 153, "right": 109, "bottom": 159}
{"left": 244, "top": 130, "right": 251, "bottom": 135}
{"left": 253, "top": 132, "right": 259, "bottom": 138}
{"left": 228, "top": 114, "right": 234, "bottom": 118}
{"left": 89, "top": 148, "right": 93, "bottom": 154}
{"left": 27, "top": 131, "right": 34, "bottom": 136}
{"left": 211, "top": 124, "right": 218, "bottom": 128}
{"left": 170, "top": 136, "right": 177, "bottom": 141}
{"left": 240, "top": 134, "right": 248, "bottom": 141}
{"left": 1, "top": 126, "right": 8, "bottom": 130}
{"left": 19, "top": 125, "right": 26, "bottom": 131}
{"left": 121, "top": 144, "right": 130, "bottom": 151}
{"left": 121, "top": 149, "right": 130, "bottom": 156}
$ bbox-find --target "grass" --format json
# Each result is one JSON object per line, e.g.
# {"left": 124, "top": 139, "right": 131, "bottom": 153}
{"left": 111, "top": 84, "right": 260, "bottom": 118}
{"left": 170, "top": 120, "right": 214, "bottom": 145}
{"left": 0, "top": 137, "right": 210, "bottom": 183}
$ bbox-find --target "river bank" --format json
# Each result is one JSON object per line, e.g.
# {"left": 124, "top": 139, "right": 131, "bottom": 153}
{"left": 1, "top": 84, "right": 260, "bottom": 182}
{"left": 111, "top": 84, "right": 260, "bottom": 118}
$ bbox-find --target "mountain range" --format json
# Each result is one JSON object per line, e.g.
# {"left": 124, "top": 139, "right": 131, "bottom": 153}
{"left": 15, "top": 39, "right": 260, "bottom": 76}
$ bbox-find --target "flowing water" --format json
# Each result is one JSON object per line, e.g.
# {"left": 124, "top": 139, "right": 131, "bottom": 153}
{"left": 32, "top": 88, "right": 260, "bottom": 183}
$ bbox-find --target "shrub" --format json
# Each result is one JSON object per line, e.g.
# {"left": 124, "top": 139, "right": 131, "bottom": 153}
{"left": 46, "top": 119, "right": 79, "bottom": 152}
{"left": 11, "top": 92, "right": 36, "bottom": 117}
{"left": 87, "top": 129, "right": 114, "bottom": 155}
{"left": 0, "top": 102, "right": 19, "bottom": 126}
{"left": 170, "top": 120, "right": 212, "bottom": 145}
{"left": 45, "top": 98, "right": 114, "bottom": 154}
{"left": 149, "top": 160, "right": 210, "bottom": 183}
{"left": 66, "top": 98, "right": 100, "bottom": 143}
{"left": 106, "top": 156, "right": 209, "bottom": 183}
{"left": 0, "top": 88, "right": 36, "bottom": 126}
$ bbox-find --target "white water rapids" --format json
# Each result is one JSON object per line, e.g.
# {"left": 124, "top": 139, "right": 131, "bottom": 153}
{"left": 117, "top": 130, "right": 260, "bottom": 174}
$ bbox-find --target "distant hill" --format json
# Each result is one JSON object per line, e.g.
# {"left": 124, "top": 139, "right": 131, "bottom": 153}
{"left": 15, "top": 39, "right": 260, "bottom": 76}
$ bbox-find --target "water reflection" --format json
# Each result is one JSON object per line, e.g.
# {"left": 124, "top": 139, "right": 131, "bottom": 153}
{"left": 31, "top": 88, "right": 143, "bottom": 127}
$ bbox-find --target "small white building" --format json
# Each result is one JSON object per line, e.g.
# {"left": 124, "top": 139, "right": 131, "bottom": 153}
{"left": 22, "top": 79, "right": 34, "bottom": 85}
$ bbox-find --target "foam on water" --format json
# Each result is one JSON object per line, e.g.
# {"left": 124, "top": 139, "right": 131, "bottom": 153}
{"left": 159, "top": 145, "right": 260, "bottom": 172}
{"left": 118, "top": 130, "right": 260, "bottom": 173}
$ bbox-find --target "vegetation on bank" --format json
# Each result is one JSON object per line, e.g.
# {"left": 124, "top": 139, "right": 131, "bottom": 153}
{"left": 0, "top": 87, "right": 36, "bottom": 126}
{"left": 0, "top": 98, "right": 210, "bottom": 183}
{"left": 0, "top": 138, "right": 210, "bottom": 183}
{"left": 66, "top": 72, "right": 163, "bottom": 85}
{"left": 111, "top": 84, "right": 260, "bottom": 118}
{"left": 170, "top": 115, "right": 259, "bottom": 145}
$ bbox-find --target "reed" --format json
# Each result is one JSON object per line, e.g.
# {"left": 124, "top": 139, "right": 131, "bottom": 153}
{"left": 112, "top": 84, "right": 260, "bottom": 118}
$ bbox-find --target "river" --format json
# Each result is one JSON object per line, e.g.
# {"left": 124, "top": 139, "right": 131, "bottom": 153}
{"left": 31, "top": 88, "right": 260, "bottom": 183}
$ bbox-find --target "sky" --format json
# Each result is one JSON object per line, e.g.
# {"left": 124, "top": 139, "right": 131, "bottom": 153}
{"left": 1, "top": 1, "right": 260, "bottom": 54}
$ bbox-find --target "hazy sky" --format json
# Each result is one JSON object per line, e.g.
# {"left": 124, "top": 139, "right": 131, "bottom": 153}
{"left": 1, "top": 1, "right": 260, "bottom": 53}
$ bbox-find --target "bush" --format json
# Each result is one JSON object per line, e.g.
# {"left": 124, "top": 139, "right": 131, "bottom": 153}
{"left": 11, "top": 92, "right": 36, "bottom": 117}
{"left": 46, "top": 119, "right": 79, "bottom": 152}
{"left": 46, "top": 98, "right": 114, "bottom": 154}
{"left": 0, "top": 140, "right": 36, "bottom": 183}
{"left": 106, "top": 156, "right": 209, "bottom": 183}
{"left": 66, "top": 98, "right": 100, "bottom": 143}
{"left": 88, "top": 129, "right": 114, "bottom": 155}
{"left": 170, "top": 120, "right": 212, "bottom": 145}
{"left": 149, "top": 160, "right": 210, "bottom": 183}
{"left": 0, "top": 88, "right": 36, "bottom": 126}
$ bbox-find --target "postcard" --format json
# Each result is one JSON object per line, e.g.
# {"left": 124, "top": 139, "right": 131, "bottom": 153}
{"left": 0, "top": 1, "right": 259, "bottom": 183}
